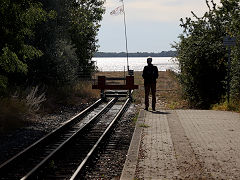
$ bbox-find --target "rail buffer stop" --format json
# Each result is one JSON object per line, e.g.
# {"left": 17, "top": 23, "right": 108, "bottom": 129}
{"left": 92, "top": 75, "right": 138, "bottom": 99}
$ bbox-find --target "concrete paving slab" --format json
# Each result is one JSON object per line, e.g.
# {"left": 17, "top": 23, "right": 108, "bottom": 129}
{"left": 121, "top": 109, "right": 240, "bottom": 180}
{"left": 120, "top": 110, "right": 145, "bottom": 180}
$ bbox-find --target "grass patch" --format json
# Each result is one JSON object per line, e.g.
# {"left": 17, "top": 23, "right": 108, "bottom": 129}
{"left": 139, "top": 123, "right": 150, "bottom": 128}
{"left": 44, "top": 81, "right": 99, "bottom": 112}
{"left": 94, "top": 70, "right": 188, "bottom": 109}
{"left": 133, "top": 71, "right": 187, "bottom": 109}
{"left": 132, "top": 112, "right": 139, "bottom": 125}
{"left": 167, "top": 101, "right": 181, "bottom": 109}
{"left": 212, "top": 100, "right": 240, "bottom": 112}
{"left": 74, "top": 81, "right": 99, "bottom": 98}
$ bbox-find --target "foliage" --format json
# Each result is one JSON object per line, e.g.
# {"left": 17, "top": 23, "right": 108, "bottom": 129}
{"left": 174, "top": 0, "right": 240, "bottom": 109}
{"left": 27, "top": 0, "right": 105, "bottom": 86}
{"left": 29, "top": 0, "right": 77, "bottom": 85}
{"left": 212, "top": 99, "right": 240, "bottom": 112}
{"left": 69, "top": 0, "right": 105, "bottom": 78}
{"left": 0, "top": 0, "right": 105, "bottom": 89}
{"left": 0, "top": 0, "right": 53, "bottom": 90}
{"left": 220, "top": 0, "right": 240, "bottom": 101}
{"left": 0, "top": 0, "right": 105, "bottom": 130}
{"left": 231, "top": 49, "right": 240, "bottom": 100}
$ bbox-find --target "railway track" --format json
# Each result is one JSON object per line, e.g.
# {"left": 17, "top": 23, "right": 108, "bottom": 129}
{"left": 0, "top": 93, "right": 132, "bottom": 179}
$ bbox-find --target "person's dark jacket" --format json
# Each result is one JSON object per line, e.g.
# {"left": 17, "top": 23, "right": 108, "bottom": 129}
{"left": 142, "top": 64, "right": 159, "bottom": 85}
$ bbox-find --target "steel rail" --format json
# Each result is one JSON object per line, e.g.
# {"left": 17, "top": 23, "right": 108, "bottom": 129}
{"left": 70, "top": 97, "right": 131, "bottom": 180}
{"left": 20, "top": 97, "right": 118, "bottom": 180}
{"left": 0, "top": 98, "right": 103, "bottom": 175}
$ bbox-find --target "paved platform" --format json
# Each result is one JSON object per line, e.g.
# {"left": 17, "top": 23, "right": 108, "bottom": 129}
{"left": 120, "top": 109, "right": 240, "bottom": 180}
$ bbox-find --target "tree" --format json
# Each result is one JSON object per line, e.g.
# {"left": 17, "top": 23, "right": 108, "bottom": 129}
{"left": 28, "top": 0, "right": 105, "bottom": 85}
{"left": 217, "top": 0, "right": 240, "bottom": 101}
{"left": 69, "top": 0, "right": 105, "bottom": 78}
{"left": 0, "top": 0, "right": 53, "bottom": 91}
{"left": 28, "top": 0, "right": 78, "bottom": 85}
{"left": 174, "top": 0, "right": 228, "bottom": 108}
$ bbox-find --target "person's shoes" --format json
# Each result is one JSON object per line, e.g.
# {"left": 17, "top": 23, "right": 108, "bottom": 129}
{"left": 144, "top": 107, "right": 148, "bottom": 111}
{"left": 152, "top": 108, "right": 156, "bottom": 111}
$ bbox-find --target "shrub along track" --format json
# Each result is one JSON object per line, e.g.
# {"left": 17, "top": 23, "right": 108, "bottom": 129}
{"left": 0, "top": 94, "right": 135, "bottom": 179}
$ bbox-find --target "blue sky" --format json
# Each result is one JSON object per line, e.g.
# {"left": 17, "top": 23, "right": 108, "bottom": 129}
{"left": 97, "top": 0, "right": 221, "bottom": 53}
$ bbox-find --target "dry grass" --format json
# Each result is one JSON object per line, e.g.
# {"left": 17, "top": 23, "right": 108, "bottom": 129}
{"left": 0, "top": 86, "right": 48, "bottom": 132}
{"left": 95, "top": 70, "right": 188, "bottom": 109}
{"left": 156, "top": 70, "right": 188, "bottom": 109}
{"left": 26, "top": 86, "right": 46, "bottom": 112}
{"left": 212, "top": 100, "right": 240, "bottom": 112}
{"left": 0, "top": 98, "right": 27, "bottom": 133}
{"left": 74, "top": 81, "right": 99, "bottom": 98}
{"left": 44, "top": 81, "right": 99, "bottom": 112}
{"left": 0, "top": 71, "right": 186, "bottom": 133}
{"left": 0, "top": 81, "right": 99, "bottom": 132}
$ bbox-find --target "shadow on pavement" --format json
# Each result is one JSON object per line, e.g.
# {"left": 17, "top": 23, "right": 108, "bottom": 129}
{"left": 151, "top": 111, "right": 170, "bottom": 114}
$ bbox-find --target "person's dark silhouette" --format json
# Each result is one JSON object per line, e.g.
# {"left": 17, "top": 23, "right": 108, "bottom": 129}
{"left": 142, "top": 57, "right": 159, "bottom": 111}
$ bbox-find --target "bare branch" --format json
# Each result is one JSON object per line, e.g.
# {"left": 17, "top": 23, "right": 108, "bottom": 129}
{"left": 211, "top": 0, "right": 217, "bottom": 10}
{"left": 191, "top": 11, "right": 200, "bottom": 20}
{"left": 206, "top": 0, "right": 211, "bottom": 11}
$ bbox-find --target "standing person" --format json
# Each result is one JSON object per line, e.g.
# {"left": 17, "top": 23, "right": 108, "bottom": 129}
{"left": 142, "top": 57, "right": 159, "bottom": 111}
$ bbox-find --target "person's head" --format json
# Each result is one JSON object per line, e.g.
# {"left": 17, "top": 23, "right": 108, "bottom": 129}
{"left": 147, "top": 57, "right": 152, "bottom": 65}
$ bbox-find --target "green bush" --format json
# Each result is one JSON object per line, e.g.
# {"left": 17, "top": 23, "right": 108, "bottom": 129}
{"left": 174, "top": 0, "right": 240, "bottom": 109}
{"left": 212, "top": 100, "right": 240, "bottom": 112}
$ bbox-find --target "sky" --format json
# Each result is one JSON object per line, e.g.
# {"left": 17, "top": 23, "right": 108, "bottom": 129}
{"left": 97, "top": 0, "right": 221, "bottom": 53}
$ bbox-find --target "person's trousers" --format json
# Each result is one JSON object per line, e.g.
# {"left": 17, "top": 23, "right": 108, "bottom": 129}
{"left": 144, "top": 83, "right": 156, "bottom": 109}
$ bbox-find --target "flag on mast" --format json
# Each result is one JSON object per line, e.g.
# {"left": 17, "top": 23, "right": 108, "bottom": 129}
{"left": 110, "top": 0, "right": 130, "bottom": 72}
{"left": 110, "top": 5, "right": 124, "bottom": 16}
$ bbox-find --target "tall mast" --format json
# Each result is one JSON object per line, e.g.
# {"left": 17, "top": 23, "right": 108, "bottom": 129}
{"left": 122, "top": 0, "right": 129, "bottom": 72}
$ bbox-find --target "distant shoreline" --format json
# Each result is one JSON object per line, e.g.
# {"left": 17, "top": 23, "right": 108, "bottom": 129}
{"left": 93, "top": 56, "right": 173, "bottom": 58}
{"left": 94, "top": 51, "right": 177, "bottom": 58}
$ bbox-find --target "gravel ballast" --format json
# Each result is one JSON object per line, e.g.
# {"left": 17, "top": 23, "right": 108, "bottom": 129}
{"left": 0, "top": 100, "right": 137, "bottom": 180}
{"left": 0, "top": 103, "right": 90, "bottom": 164}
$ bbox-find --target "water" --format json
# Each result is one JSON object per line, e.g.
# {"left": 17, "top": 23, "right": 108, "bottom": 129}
{"left": 92, "top": 57, "right": 178, "bottom": 72}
